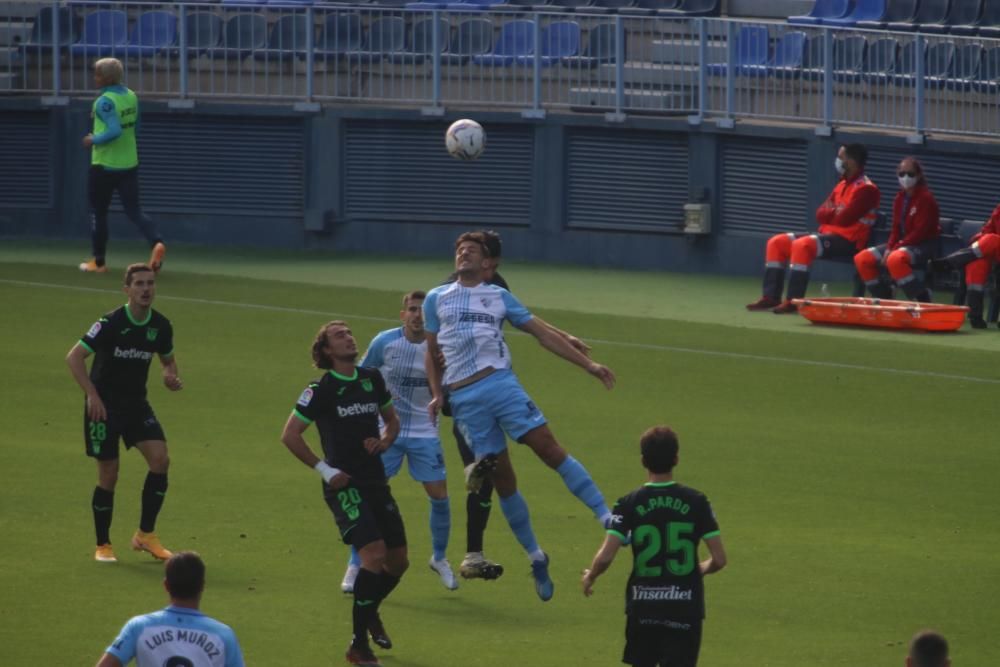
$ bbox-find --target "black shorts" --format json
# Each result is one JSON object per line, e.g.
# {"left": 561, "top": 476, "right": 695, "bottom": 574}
{"left": 623, "top": 616, "right": 703, "bottom": 667}
{"left": 323, "top": 482, "right": 407, "bottom": 551}
{"left": 84, "top": 401, "right": 166, "bottom": 460}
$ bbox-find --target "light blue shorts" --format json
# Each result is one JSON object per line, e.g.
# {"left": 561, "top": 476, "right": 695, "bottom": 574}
{"left": 381, "top": 436, "right": 446, "bottom": 483}
{"left": 448, "top": 369, "right": 547, "bottom": 458}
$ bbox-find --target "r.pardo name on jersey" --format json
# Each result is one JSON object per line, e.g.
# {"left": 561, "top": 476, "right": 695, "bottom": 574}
{"left": 632, "top": 585, "right": 694, "bottom": 601}
{"left": 337, "top": 402, "right": 379, "bottom": 417}
{"left": 458, "top": 311, "right": 497, "bottom": 325}
{"left": 113, "top": 346, "right": 154, "bottom": 361}
{"left": 141, "top": 628, "right": 222, "bottom": 659}
{"left": 635, "top": 496, "right": 690, "bottom": 517}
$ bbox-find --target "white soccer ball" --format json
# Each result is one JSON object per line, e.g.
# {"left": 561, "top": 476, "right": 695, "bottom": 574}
{"left": 445, "top": 119, "right": 486, "bottom": 160}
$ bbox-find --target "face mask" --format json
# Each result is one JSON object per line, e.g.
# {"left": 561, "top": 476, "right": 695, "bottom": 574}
{"left": 898, "top": 175, "right": 918, "bottom": 189}
{"left": 835, "top": 157, "right": 846, "bottom": 175}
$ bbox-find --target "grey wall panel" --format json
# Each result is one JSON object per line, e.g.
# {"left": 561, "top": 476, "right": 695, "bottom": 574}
{"left": 721, "top": 138, "right": 810, "bottom": 235}
{"left": 0, "top": 110, "right": 52, "bottom": 208}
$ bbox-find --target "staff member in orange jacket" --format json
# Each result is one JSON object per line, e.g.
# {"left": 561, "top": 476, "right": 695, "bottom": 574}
{"left": 747, "top": 144, "right": 881, "bottom": 314}
{"left": 853, "top": 157, "right": 940, "bottom": 303}
{"left": 930, "top": 204, "right": 1000, "bottom": 329}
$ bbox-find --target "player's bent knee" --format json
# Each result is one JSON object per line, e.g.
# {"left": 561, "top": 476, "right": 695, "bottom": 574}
{"left": 423, "top": 480, "right": 448, "bottom": 500}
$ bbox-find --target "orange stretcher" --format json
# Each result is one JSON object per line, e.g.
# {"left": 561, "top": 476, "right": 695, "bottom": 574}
{"left": 790, "top": 297, "right": 969, "bottom": 332}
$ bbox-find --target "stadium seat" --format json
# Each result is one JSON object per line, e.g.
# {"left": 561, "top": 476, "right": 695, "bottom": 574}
{"left": 885, "top": 39, "right": 927, "bottom": 85}
{"left": 857, "top": 0, "right": 916, "bottom": 28}
{"left": 514, "top": 20, "right": 579, "bottom": 65}
{"left": 207, "top": 13, "right": 267, "bottom": 59}
{"left": 315, "top": 13, "right": 363, "bottom": 57}
{"left": 618, "top": 0, "right": 681, "bottom": 16}
{"left": 472, "top": 19, "right": 534, "bottom": 66}
{"left": 69, "top": 10, "right": 128, "bottom": 58}
{"left": 809, "top": 35, "right": 868, "bottom": 82}
{"left": 586, "top": 0, "right": 638, "bottom": 13}
{"left": 930, "top": 42, "right": 982, "bottom": 89}
{"left": 168, "top": 12, "right": 223, "bottom": 57}
{"left": 253, "top": 14, "right": 312, "bottom": 62}
{"left": 741, "top": 31, "right": 807, "bottom": 78}
{"left": 822, "top": 0, "right": 886, "bottom": 26}
{"left": 922, "top": 0, "right": 981, "bottom": 32}
{"left": 914, "top": 40, "right": 956, "bottom": 83}
{"left": 441, "top": 18, "right": 493, "bottom": 65}
{"left": 705, "top": 24, "right": 769, "bottom": 76}
{"left": 447, "top": 0, "right": 502, "bottom": 11}
{"left": 788, "top": 0, "right": 851, "bottom": 25}
{"left": 562, "top": 21, "right": 621, "bottom": 67}
{"left": 972, "top": 44, "right": 1000, "bottom": 91}
{"left": 951, "top": 0, "right": 990, "bottom": 32}
{"left": 859, "top": 37, "right": 898, "bottom": 82}
{"left": 538, "top": 0, "right": 595, "bottom": 10}
{"left": 121, "top": 11, "right": 178, "bottom": 58}
{"left": 20, "top": 6, "right": 79, "bottom": 55}
{"left": 347, "top": 16, "right": 405, "bottom": 63}
{"left": 492, "top": 0, "right": 548, "bottom": 11}
{"left": 221, "top": 0, "right": 269, "bottom": 7}
{"left": 888, "top": 0, "right": 949, "bottom": 31}
{"left": 975, "top": 0, "right": 1000, "bottom": 35}
{"left": 659, "top": 0, "right": 720, "bottom": 15}
{"left": 267, "top": 0, "right": 315, "bottom": 6}
{"left": 387, "top": 17, "right": 449, "bottom": 64}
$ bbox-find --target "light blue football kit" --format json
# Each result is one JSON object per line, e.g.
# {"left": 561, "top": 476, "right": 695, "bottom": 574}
{"left": 105, "top": 605, "right": 244, "bottom": 667}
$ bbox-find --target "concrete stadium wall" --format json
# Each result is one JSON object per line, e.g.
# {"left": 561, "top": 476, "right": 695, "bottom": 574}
{"left": 2, "top": 96, "right": 1000, "bottom": 280}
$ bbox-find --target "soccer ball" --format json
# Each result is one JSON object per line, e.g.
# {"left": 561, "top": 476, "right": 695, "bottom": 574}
{"left": 445, "top": 119, "right": 486, "bottom": 160}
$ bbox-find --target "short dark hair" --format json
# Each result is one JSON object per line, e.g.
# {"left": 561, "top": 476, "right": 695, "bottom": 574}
{"left": 403, "top": 290, "right": 426, "bottom": 306}
{"left": 455, "top": 232, "right": 491, "bottom": 258}
{"left": 640, "top": 426, "right": 679, "bottom": 474}
{"left": 165, "top": 551, "right": 205, "bottom": 600}
{"left": 124, "top": 263, "right": 153, "bottom": 286}
{"left": 480, "top": 230, "right": 502, "bottom": 259}
{"left": 844, "top": 143, "right": 868, "bottom": 169}
{"left": 311, "top": 320, "right": 348, "bottom": 370}
{"left": 909, "top": 630, "right": 949, "bottom": 667}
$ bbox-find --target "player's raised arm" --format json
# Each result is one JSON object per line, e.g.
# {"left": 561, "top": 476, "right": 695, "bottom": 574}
{"left": 517, "top": 318, "right": 615, "bottom": 390}
{"left": 533, "top": 316, "right": 592, "bottom": 356}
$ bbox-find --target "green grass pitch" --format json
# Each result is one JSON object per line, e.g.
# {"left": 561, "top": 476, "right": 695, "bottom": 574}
{"left": 1, "top": 241, "right": 998, "bottom": 666}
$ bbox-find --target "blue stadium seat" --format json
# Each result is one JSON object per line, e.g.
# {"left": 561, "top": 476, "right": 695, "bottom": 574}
{"left": 587, "top": 0, "right": 638, "bottom": 13}
{"left": 788, "top": 0, "right": 852, "bottom": 25}
{"left": 267, "top": 0, "right": 315, "bottom": 6}
{"left": 316, "top": 13, "right": 362, "bottom": 56}
{"left": 742, "top": 31, "right": 807, "bottom": 78}
{"left": 348, "top": 16, "right": 406, "bottom": 63}
{"left": 221, "top": 0, "right": 268, "bottom": 7}
{"left": 121, "top": 11, "right": 178, "bottom": 58}
{"left": 817, "top": 35, "right": 868, "bottom": 82}
{"left": 618, "top": 0, "right": 681, "bottom": 15}
{"left": 441, "top": 18, "right": 493, "bottom": 65}
{"left": 253, "top": 14, "right": 312, "bottom": 62}
{"left": 859, "top": 37, "right": 898, "bottom": 82}
{"left": 705, "top": 25, "right": 769, "bottom": 76}
{"left": 515, "top": 20, "right": 579, "bottom": 65}
{"left": 659, "top": 0, "right": 719, "bottom": 15}
{"left": 169, "top": 12, "right": 223, "bottom": 57}
{"left": 888, "top": 0, "right": 950, "bottom": 30}
{"left": 885, "top": 39, "right": 926, "bottom": 84}
{"left": 538, "top": 0, "right": 594, "bottom": 10}
{"left": 69, "top": 10, "right": 128, "bottom": 57}
{"left": 822, "top": 0, "right": 885, "bottom": 26}
{"left": 21, "top": 6, "right": 79, "bottom": 55}
{"left": 208, "top": 13, "right": 267, "bottom": 59}
{"left": 972, "top": 44, "right": 1000, "bottom": 91}
{"left": 952, "top": 0, "right": 990, "bottom": 32}
{"left": 387, "top": 17, "right": 449, "bottom": 64}
{"left": 492, "top": 0, "right": 546, "bottom": 10}
{"left": 562, "top": 22, "right": 621, "bottom": 68}
{"left": 857, "top": 0, "right": 916, "bottom": 28}
{"left": 922, "top": 0, "right": 981, "bottom": 32}
{"left": 912, "top": 40, "right": 956, "bottom": 83}
{"left": 472, "top": 19, "right": 534, "bottom": 66}
{"left": 929, "top": 42, "right": 981, "bottom": 89}
{"left": 447, "top": 0, "right": 501, "bottom": 10}
{"left": 976, "top": 0, "right": 1000, "bottom": 35}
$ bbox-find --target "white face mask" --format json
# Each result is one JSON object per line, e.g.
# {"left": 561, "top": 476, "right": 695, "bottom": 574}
{"left": 835, "top": 157, "right": 846, "bottom": 175}
{"left": 898, "top": 175, "right": 918, "bottom": 190}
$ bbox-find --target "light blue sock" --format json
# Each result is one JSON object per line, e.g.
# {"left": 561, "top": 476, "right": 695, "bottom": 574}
{"left": 556, "top": 456, "right": 610, "bottom": 521}
{"left": 429, "top": 496, "right": 451, "bottom": 561}
{"left": 499, "top": 491, "right": 540, "bottom": 555}
{"left": 348, "top": 546, "right": 361, "bottom": 567}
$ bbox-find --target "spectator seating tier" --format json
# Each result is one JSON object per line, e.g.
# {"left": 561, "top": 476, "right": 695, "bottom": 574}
{"left": 562, "top": 21, "right": 620, "bottom": 67}
{"left": 857, "top": 0, "right": 916, "bottom": 28}
{"left": 788, "top": 0, "right": 852, "bottom": 25}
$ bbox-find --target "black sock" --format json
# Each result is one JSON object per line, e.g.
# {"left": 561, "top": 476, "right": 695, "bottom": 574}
{"left": 93, "top": 486, "right": 114, "bottom": 545}
{"left": 466, "top": 481, "right": 493, "bottom": 554}
{"left": 352, "top": 568, "right": 380, "bottom": 649}
{"left": 139, "top": 472, "right": 168, "bottom": 533}
{"left": 376, "top": 571, "right": 401, "bottom": 602}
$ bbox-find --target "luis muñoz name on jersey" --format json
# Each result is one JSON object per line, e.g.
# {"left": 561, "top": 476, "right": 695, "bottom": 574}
{"left": 631, "top": 585, "right": 694, "bottom": 601}
{"left": 337, "top": 402, "right": 379, "bottom": 418}
{"left": 141, "top": 628, "right": 223, "bottom": 659}
{"left": 113, "top": 347, "right": 154, "bottom": 360}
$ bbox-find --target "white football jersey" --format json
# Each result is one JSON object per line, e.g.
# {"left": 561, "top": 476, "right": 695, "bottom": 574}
{"left": 360, "top": 327, "right": 436, "bottom": 439}
{"left": 423, "top": 281, "right": 533, "bottom": 386}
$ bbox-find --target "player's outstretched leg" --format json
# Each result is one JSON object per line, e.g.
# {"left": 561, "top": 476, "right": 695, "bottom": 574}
{"left": 92, "top": 481, "right": 117, "bottom": 562}
{"left": 426, "top": 495, "right": 458, "bottom": 590}
{"left": 523, "top": 427, "right": 611, "bottom": 526}
{"left": 454, "top": 425, "right": 501, "bottom": 579}
{"left": 132, "top": 442, "right": 172, "bottom": 560}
